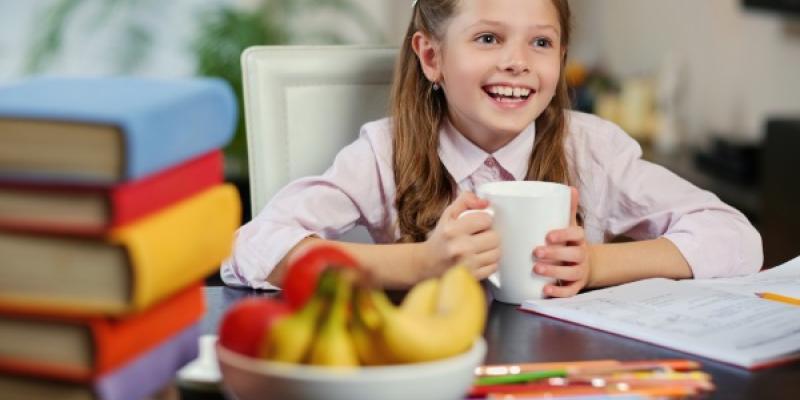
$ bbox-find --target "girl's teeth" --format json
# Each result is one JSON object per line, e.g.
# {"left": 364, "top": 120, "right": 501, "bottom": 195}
{"left": 488, "top": 86, "right": 530, "bottom": 98}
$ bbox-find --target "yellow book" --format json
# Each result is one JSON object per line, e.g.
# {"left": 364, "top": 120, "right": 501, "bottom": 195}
{"left": 0, "top": 184, "right": 240, "bottom": 315}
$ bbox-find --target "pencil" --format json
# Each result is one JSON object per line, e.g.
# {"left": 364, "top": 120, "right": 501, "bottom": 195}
{"left": 475, "top": 360, "right": 618, "bottom": 376}
{"left": 483, "top": 383, "right": 699, "bottom": 399}
{"left": 474, "top": 359, "right": 698, "bottom": 377}
{"left": 756, "top": 292, "right": 800, "bottom": 306}
{"left": 470, "top": 371, "right": 714, "bottom": 397}
{"left": 474, "top": 370, "right": 567, "bottom": 386}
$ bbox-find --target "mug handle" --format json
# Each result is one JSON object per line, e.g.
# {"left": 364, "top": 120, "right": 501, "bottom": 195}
{"left": 457, "top": 209, "right": 500, "bottom": 289}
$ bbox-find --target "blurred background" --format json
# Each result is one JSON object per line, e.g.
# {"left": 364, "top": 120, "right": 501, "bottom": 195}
{"left": 1, "top": 0, "right": 798, "bottom": 267}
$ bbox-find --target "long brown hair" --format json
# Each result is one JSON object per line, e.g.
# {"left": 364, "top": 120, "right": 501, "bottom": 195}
{"left": 392, "top": 0, "right": 573, "bottom": 243}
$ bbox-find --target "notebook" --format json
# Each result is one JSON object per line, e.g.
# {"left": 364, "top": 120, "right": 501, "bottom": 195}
{"left": 521, "top": 256, "right": 800, "bottom": 370}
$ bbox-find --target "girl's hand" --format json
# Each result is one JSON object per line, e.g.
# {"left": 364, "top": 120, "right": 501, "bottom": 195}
{"left": 533, "top": 187, "right": 590, "bottom": 297}
{"left": 422, "top": 191, "right": 500, "bottom": 281}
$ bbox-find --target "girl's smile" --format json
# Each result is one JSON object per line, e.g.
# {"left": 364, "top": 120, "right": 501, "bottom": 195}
{"left": 483, "top": 83, "right": 536, "bottom": 109}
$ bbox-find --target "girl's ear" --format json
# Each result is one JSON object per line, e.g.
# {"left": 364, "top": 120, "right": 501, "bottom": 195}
{"left": 411, "top": 31, "right": 442, "bottom": 84}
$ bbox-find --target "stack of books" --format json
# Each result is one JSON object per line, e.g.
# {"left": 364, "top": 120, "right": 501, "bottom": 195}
{"left": 0, "top": 77, "right": 241, "bottom": 400}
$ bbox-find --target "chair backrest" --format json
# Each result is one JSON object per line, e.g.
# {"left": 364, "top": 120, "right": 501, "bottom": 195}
{"left": 241, "top": 45, "right": 397, "bottom": 217}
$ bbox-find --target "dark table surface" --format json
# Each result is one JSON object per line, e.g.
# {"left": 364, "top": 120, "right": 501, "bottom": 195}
{"left": 187, "top": 285, "right": 800, "bottom": 400}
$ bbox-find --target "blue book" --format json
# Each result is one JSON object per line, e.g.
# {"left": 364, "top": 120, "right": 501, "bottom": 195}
{"left": 0, "top": 77, "right": 237, "bottom": 183}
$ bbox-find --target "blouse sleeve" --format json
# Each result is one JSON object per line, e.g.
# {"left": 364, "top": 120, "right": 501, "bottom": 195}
{"left": 220, "top": 123, "right": 393, "bottom": 289}
{"left": 587, "top": 121, "right": 763, "bottom": 278}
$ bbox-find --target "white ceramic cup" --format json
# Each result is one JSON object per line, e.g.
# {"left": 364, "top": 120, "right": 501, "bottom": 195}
{"left": 467, "top": 181, "right": 571, "bottom": 304}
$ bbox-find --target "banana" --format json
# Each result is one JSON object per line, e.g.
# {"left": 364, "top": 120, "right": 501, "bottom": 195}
{"left": 260, "top": 270, "right": 336, "bottom": 363}
{"left": 399, "top": 276, "right": 439, "bottom": 316}
{"left": 260, "top": 296, "right": 324, "bottom": 362}
{"left": 308, "top": 271, "right": 360, "bottom": 367}
{"left": 350, "top": 287, "right": 394, "bottom": 365}
{"left": 370, "top": 265, "right": 486, "bottom": 363}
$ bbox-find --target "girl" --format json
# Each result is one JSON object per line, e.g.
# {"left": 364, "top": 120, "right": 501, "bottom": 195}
{"left": 222, "top": 0, "right": 762, "bottom": 297}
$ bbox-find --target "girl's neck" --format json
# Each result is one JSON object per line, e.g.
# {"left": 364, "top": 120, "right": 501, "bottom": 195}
{"left": 446, "top": 117, "right": 529, "bottom": 154}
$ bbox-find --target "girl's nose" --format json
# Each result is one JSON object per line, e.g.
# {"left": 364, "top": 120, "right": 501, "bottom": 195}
{"left": 497, "top": 46, "right": 530, "bottom": 75}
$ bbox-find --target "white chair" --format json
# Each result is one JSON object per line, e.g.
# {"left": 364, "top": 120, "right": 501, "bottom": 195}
{"left": 240, "top": 45, "right": 397, "bottom": 242}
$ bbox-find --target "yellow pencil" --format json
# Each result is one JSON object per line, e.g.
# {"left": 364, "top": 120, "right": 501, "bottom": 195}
{"left": 756, "top": 292, "right": 800, "bottom": 306}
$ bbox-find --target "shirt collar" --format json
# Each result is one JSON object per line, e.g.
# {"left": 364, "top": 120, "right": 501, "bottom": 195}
{"left": 438, "top": 119, "right": 536, "bottom": 182}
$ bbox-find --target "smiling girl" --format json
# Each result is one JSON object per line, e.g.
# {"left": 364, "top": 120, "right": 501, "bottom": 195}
{"left": 222, "top": 0, "right": 762, "bottom": 297}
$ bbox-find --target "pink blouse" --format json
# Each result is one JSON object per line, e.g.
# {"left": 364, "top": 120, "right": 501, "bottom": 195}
{"left": 221, "top": 111, "right": 763, "bottom": 289}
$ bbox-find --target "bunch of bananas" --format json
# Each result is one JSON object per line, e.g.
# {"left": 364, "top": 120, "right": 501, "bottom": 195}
{"left": 258, "top": 265, "right": 486, "bottom": 367}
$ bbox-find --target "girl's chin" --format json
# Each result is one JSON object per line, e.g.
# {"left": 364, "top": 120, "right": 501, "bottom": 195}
{"left": 485, "top": 110, "right": 538, "bottom": 131}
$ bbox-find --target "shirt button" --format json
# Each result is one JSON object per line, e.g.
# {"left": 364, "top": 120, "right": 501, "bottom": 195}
{"left": 484, "top": 157, "right": 496, "bottom": 167}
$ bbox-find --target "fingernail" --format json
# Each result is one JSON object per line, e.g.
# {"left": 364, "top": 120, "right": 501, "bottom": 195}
{"left": 534, "top": 249, "right": 544, "bottom": 258}
{"left": 544, "top": 287, "right": 552, "bottom": 295}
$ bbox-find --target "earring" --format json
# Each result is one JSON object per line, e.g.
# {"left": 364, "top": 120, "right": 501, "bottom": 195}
{"left": 432, "top": 82, "right": 440, "bottom": 91}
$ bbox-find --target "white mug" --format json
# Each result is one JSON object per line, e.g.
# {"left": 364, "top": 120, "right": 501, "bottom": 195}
{"left": 469, "top": 181, "right": 571, "bottom": 304}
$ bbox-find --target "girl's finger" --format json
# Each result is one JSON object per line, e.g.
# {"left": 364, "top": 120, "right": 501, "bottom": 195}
{"left": 447, "top": 191, "right": 488, "bottom": 219}
{"left": 456, "top": 212, "right": 494, "bottom": 235}
{"left": 470, "top": 229, "right": 500, "bottom": 252}
{"left": 473, "top": 263, "right": 498, "bottom": 280}
{"left": 546, "top": 226, "right": 585, "bottom": 245}
{"left": 535, "top": 245, "right": 585, "bottom": 265}
{"left": 473, "top": 247, "right": 501, "bottom": 269}
{"left": 534, "top": 263, "right": 585, "bottom": 282}
{"left": 544, "top": 281, "right": 581, "bottom": 298}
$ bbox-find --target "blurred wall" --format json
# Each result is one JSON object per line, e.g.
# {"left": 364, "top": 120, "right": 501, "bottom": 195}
{"left": 570, "top": 0, "right": 800, "bottom": 143}
{"left": 4, "top": 0, "right": 797, "bottom": 145}
{"left": 0, "top": 0, "right": 224, "bottom": 81}
{"left": 0, "top": 0, "right": 402, "bottom": 83}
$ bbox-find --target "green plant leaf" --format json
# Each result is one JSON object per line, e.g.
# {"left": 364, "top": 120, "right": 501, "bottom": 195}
{"left": 24, "top": 0, "right": 82, "bottom": 73}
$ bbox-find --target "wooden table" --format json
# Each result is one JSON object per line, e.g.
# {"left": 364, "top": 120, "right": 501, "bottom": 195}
{"left": 184, "top": 285, "right": 800, "bottom": 400}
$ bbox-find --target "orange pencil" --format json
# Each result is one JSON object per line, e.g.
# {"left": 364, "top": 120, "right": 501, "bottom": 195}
{"left": 756, "top": 292, "right": 800, "bottom": 306}
{"left": 485, "top": 383, "right": 699, "bottom": 399}
{"left": 475, "top": 359, "right": 700, "bottom": 377}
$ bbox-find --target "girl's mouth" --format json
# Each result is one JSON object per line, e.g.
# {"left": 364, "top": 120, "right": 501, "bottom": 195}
{"left": 483, "top": 85, "right": 534, "bottom": 104}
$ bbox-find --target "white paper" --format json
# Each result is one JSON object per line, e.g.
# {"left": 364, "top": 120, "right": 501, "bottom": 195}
{"left": 522, "top": 274, "right": 800, "bottom": 368}
{"left": 686, "top": 257, "right": 800, "bottom": 299}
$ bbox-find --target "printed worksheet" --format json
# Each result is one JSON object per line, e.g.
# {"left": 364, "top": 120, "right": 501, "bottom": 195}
{"left": 522, "top": 275, "right": 800, "bottom": 368}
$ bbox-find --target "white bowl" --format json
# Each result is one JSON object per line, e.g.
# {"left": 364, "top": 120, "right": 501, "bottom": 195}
{"left": 216, "top": 338, "right": 486, "bottom": 400}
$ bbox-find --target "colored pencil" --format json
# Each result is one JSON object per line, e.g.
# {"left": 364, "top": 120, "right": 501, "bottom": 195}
{"left": 483, "top": 383, "right": 699, "bottom": 399}
{"left": 475, "top": 359, "right": 699, "bottom": 377}
{"left": 470, "top": 375, "right": 713, "bottom": 397}
{"left": 475, "top": 370, "right": 567, "bottom": 386}
{"left": 756, "top": 292, "right": 800, "bottom": 306}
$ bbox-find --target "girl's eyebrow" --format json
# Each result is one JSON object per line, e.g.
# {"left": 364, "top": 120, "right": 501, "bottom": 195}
{"left": 463, "top": 19, "right": 560, "bottom": 36}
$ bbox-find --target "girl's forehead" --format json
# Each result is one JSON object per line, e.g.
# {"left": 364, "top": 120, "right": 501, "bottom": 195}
{"left": 449, "top": 0, "right": 561, "bottom": 32}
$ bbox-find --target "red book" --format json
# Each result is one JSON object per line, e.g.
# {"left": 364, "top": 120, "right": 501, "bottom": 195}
{"left": 0, "top": 150, "right": 223, "bottom": 235}
{"left": 0, "top": 284, "right": 204, "bottom": 382}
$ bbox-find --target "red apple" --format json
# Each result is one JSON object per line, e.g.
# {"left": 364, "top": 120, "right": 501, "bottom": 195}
{"left": 218, "top": 297, "right": 291, "bottom": 357}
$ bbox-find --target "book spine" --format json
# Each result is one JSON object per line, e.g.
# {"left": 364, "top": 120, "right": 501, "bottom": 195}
{"left": 94, "top": 323, "right": 200, "bottom": 400}
{"left": 92, "top": 285, "right": 205, "bottom": 375}
{"left": 121, "top": 79, "right": 236, "bottom": 180}
{"left": 110, "top": 150, "right": 223, "bottom": 227}
{"left": 111, "top": 184, "right": 240, "bottom": 312}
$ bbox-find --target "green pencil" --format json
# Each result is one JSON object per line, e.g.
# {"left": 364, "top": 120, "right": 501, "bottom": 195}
{"left": 474, "top": 370, "right": 567, "bottom": 386}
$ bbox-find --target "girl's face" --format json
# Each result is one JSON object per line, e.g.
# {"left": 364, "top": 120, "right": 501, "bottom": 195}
{"left": 416, "top": 0, "right": 564, "bottom": 152}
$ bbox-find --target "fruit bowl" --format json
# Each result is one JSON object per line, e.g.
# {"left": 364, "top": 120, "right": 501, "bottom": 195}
{"left": 216, "top": 337, "right": 486, "bottom": 400}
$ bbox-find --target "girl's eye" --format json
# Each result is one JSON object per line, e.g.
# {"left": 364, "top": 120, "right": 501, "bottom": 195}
{"left": 476, "top": 33, "right": 498, "bottom": 45}
{"left": 533, "top": 37, "right": 553, "bottom": 48}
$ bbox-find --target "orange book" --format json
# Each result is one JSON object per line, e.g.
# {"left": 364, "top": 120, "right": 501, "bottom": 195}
{"left": 0, "top": 284, "right": 204, "bottom": 382}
